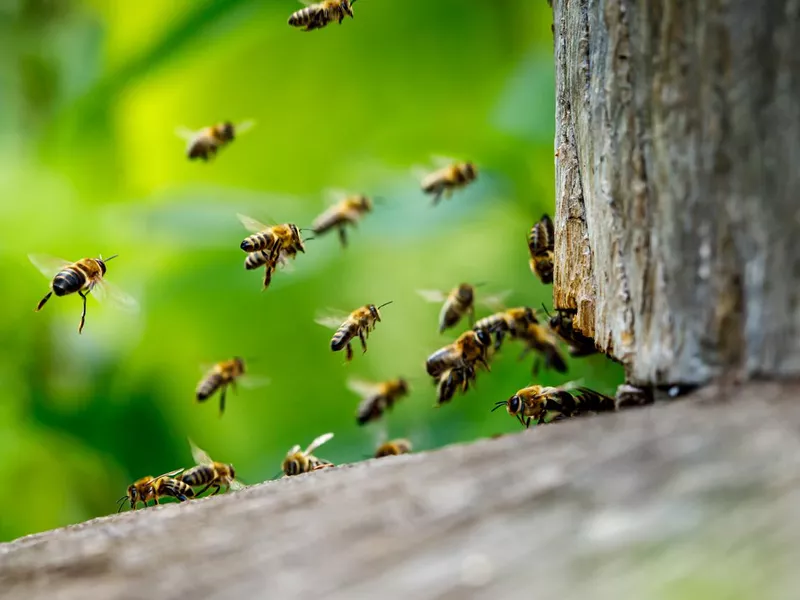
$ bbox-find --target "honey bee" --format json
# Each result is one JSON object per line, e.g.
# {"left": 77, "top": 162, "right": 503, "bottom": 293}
{"left": 418, "top": 285, "right": 510, "bottom": 334}
{"left": 375, "top": 438, "right": 412, "bottom": 458}
{"left": 425, "top": 329, "right": 492, "bottom": 379}
{"left": 178, "top": 439, "right": 246, "bottom": 497}
{"left": 316, "top": 302, "right": 392, "bottom": 362}
{"left": 196, "top": 357, "right": 247, "bottom": 416}
{"left": 238, "top": 214, "right": 307, "bottom": 290}
{"left": 420, "top": 160, "right": 478, "bottom": 205}
{"left": 543, "top": 307, "right": 598, "bottom": 357}
{"left": 347, "top": 377, "right": 410, "bottom": 425}
{"left": 288, "top": 0, "right": 355, "bottom": 31}
{"left": 311, "top": 192, "right": 373, "bottom": 248}
{"left": 175, "top": 120, "right": 254, "bottom": 161}
{"left": 516, "top": 321, "right": 568, "bottom": 374}
{"left": 473, "top": 306, "right": 539, "bottom": 351}
{"left": 116, "top": 469, "right": 193, "bottom": 512}
{"left": 282, "top": 432, "right": 335, "bottom": 477}
{"left": 528, "top": 214, "right": 555, "bottom": 284}
{"left": 492, "top": 384, "right": 616, "bottom": 428}
{"left": 435, "top": 364, "right": 478, "bottom": 405}
{"left": 29, "top": 253, "right": 138, "bottom": 334}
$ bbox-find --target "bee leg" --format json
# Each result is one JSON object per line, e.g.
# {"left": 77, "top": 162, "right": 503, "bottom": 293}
{"left": 195, "top": 483, "right": 214, "bottom": 496}
{"left": 432, "top": 189, "right": 444, "bottom": 205}
{"left": 359, "top": 329, "right": 368, "bottom": 353}
{"left": 526, "top": 417, "right": 532, "bottom": 428}
{"left": 77, "top": 290, "right": 88, "bottom": 334}
{"left": 262, "top": 264, "right": 274, "bottom": 290}
{"left": 219, "top": 384, "right": 227, "bottom": 416}
{"left": 153, "top": 497, "right": 159, "bottom": 505}
{"left": 338, "top": 226, "right": 348, "bottom": 248}
{"left": 345, "top": 343, "right": 354, "bottom": 362}
{"left": 210, "top": 485, "right": 221, "bottom": 496}
{"left": 35, "top": 291, "right": 52, "bottom": 312}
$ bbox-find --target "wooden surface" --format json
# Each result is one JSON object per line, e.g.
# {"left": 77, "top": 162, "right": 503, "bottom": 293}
{"left": 2, "top": 382, "right": 800, "bottom": 600}
{"left": 552, "top": 0, "right": 800, "bottom": 385}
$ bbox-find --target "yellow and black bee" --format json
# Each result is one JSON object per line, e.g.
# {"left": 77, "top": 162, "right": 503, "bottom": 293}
{"left": 117, "top": 469, "right": 193, "bottom": 512}
{"left": 176, "top": 120, "right": 254, "bottom": 161}
{"left": 543, "top": 307, "right": 597, "bottom": 357}
{"left": 473, "top": 306, "right": 539, "bottom": 351}
{"left": 492, "top": 384, "right": 616, "bottom": 428}
{"left": 282, "top": 433, "right": 335, "bottom": 477}
{"left": 196, "top": 358, "right": 246, "bottom": 416}
{"left": 516, "top": 321, "right": 568, "bottom": 374}
{"left": 420, "top": 160, "right": 478, "bottom": 205}
{"left": 417, "top": 284, "right": 477, "bottom": 333}
{"left": 178, "top": 439, "right": 245, "bottom": 497}
{"left": 425, "top": 329, "right": 492, "bottom": 379}
{"left": 311, "top": 193, "right": 372, "bottom": 248}
{"left": 375, "top": 438, "right": 412, "bottom": 458}
{"left": 316, "top": 302, "right": 392, "bottom": 362}
{"left": 347, "top": 378, "right": 410, "bottom": 425}
{"left": 29, "top": 253, "right": 138, "bottom": 334}
{"left": 528, "top": 214, "right": 555, "bottom": 284}
{"left": 288, "top": 0, "right": 355, "bottom": 31}
{"left": 435, "top": 364, "right": 478, "bottom": 405}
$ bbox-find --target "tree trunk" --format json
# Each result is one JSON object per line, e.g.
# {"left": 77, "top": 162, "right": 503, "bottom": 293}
{"left": 553, "top": 0, "right": 800, "bottom": 386}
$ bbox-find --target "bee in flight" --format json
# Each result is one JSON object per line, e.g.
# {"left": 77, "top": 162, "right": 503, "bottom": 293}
{"left": 29, "top": 253, "right": 138, "bottom": 334}
{"left": 473, "top": 306, "right": 539, "bottom": 351}
{"left": 195, "top": 357, "right": 268, "bottom": 416}
{"left": 117, "top": 469, "right": 193, "bottom": 512}
{"left": 374, "top": 438, "right": 413, "bottom": 458}
{"left": 516, "top": 321, "right": 568, "bottom": 374}
{"left": 288, "top": 0, "right": 356, "bottom": 32}
{"left": 425, "top": 329, "right": 492, "bottom": 379}
{"left": 281, "top": 432, "right": 335, "bottom": 477}
{"left": 316, "top": 302, "right": 393, "bottom": 362}
{"left": 175, "top": 120, "right": 254, "bottom": 161}
{"left": 419, "top": 159, "right": 478, "bottom": 205}
{"left": 435, "top": 364, "right": 478, "bottom": 405}
{"left": 178, "top": 439, "right": 246, "bottom": 497}
{"left": 237, "top": 214, "right": 308, "bottom": 291}
{"left": 417, "top": 284, "right": 509, "bottom": 334}
{"left": 543, "top": 306, "right": 597, "bottom": 357}
{"left": 347, "top": 377, "right": 410, "bottom": 425}
{"left": 492, "top": 384, "right": 616, "bottom": 428}
{"left": 311, "top": 191, "right": 373, "bottom": 248}
{"left": 528, "top": 214, "right": 555, "bottom": 284}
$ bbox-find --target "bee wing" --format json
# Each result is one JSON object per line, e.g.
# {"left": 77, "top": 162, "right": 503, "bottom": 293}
{"left": 175, "top": 126, "right": 196, "bottom": 141}
{"left": 187, "top": 438, "right": 214, "bottom": 466}
{"left": 315, "top": 309, "right": 349, "bottom": 330}
{"left": 479, "top": 290, "right": 512, "bottom": 311}
{"left": 323, "top": 188, "right": 351, "bottom": 206}
{"left": 155, "top": 468, "right": 185, "bottom": 480}
{"left": 237, "top": 213, "right": 270, "bottom": 234}
{"left": 304, "top": 432, "right": 334, "bottom": 456}
{"left": 89, "top": 279, "right": 140, "bottom": 313}
{"left": 416, "top": 289, "right": 447, "bottom": 303}
{"left": 28, "top": 254, "right": 72, "bottom": 280}
{"left": 229, "top": 479, "right": 247, "bottom": 492}
{"left": 238, "top": 375, "right": 271, "bottom": 389}
{"left": 430, "top": 154, "right": 459, "bottom": 168}
{"left": 275, "top": 251, "right": 295, "bottom": 274}
{"left": 235, "top": 120, "right": 256, "bottom": 135}
{"left": 287, "top": 444, "right": 301, "bottom": 457}
{"left": 346, "top": 378, "right": 381, "bottom": 400}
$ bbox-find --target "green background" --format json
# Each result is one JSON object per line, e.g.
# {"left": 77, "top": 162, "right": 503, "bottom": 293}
{"left": 0, "top": 0, "right": 622, "bottom": 541}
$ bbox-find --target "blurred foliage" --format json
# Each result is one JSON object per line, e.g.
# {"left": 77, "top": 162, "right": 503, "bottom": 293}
{"left": 0, "top": 0, "right": 622, "bottom": 541}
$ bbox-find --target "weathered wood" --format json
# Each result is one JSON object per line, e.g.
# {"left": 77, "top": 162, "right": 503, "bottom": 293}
{"left": 2, "top": 382, "right": 800, "bottom": 600}
{"left": 553, "top": 0, "right": 800, "bottom": 385}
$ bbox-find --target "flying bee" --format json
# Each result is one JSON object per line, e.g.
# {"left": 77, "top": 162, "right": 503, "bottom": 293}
{"left": 288, "top": 0, "right": 355, "bottom": 32}
{"left": 29, "top": 253, "right": 138, "bottom": 334}
{"left": 282, "top": 432, "right": 335, "bottom": 477}
{"left": 425, "top": 329, "right": 492, "bottom": 379}
{"left": 347, "top": 377, "right": 410, "bottom": 425}
{"left": 435, "top": 364, "right": 478, "bottom": 405}
{"left": 178, "top": 439, "right": 245, "bottom": 497}
{"left": 238, "top": 214, "right": 307, "bottom": 290}
{"left": 375, "top": 438, "right": 412, "bottom": 458}
{"left": 117, "top": 469, "right": 193, "bottom": 512}
{"left": 516, "top": 321, "right": 568, "bottom": 374}
{"left": 491, "top": 384, "right": 616, "bottom": 428}
{"left": 528, "top": 214, "right": 555, "bottom": 284}
{"left": 311, "top": 191, "right": 373, "bottom": 248}
{"left": 417, "top": 285, "right": 510, "bottom": 334}
{"left": 175, "top": 120, "right": 254, "bottom": 161}
{"left": 473, "top": 306, "right": 539, "bottom": 351}
{"left": 419, "top": 159, "right": 478, "bottom": 205}
{"left": 543, "top": 306, "right": 598, "bottom": 357}
{"left": 316, "top": 302, "right": 392, "bottom": 362}
{"left": 196, "top": 357, "right": 268, "bottom": 416}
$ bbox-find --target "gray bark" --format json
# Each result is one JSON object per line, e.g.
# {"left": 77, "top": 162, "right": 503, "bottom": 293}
{"left": 553, "top": 0, "right": 800, "bottom": 386}
{"left": 2, "top": 383, "right": 800, "bottom": 600}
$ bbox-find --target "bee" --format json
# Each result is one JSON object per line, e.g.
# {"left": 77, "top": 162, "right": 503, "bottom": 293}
{"left": 516, "top": 321, "right": 568, "bottom": 374}
{"left": 420, "top": 160, "right": 478, "bottom": 205}
{"left": 116, "top": 469, "right": 193, "bottom": 512}
{"left": 473, "top": 307, "right": 539, "bottom": 351}
{"left": 543, "top": 306, "right": 598, "bottom": 357}
{"left": 435, "top": 364, "right": 478, "bottom": 405}
{"left": 528, "top": 214, "right": 555, "bottom": 284}
{"left": 196, "top": 357, "right": 246, "bottom": 416}
{"left": 288, "top": 0, "right": 355, "bottom": 32}
{"left": 175, "top": 120, "right": 254, "bottom": 161}
{"left": 416, "top": 284, "right": 477, "bottom": 333}
{"left": 311, "top": 192, "right": 373, "bottom": 248}
{"left": 238, "top": 214, "right": 307, "bottom": 290}
{"left": 178, "top": 439, "right": 246, "bottom": 497}
{"left": 375, "top": 438, "right": 412, "bottom": 458}
{"left": 347, "top": 377, "right": 410, "bottom": 425}
{"left": 243, "top": 249, "right": 295, "bottom": 291}
{"left": 29, "top": 253, "right": 138, "bottom": 334}
{"left": 316, "top": 302, "right": 393, "bottom": 362}
{"left": 491, "top": 384, "right": 616, "bottom": 428}
{"left": 282, "top": 432, "right": 335, "bottom": 477}
{"left": 425, "top": 329, "right": 492, "bottom": 379}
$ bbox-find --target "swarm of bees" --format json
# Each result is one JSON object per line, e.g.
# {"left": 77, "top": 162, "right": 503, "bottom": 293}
{"left": 27, "top": 3, "right": 631, "bottom": 516}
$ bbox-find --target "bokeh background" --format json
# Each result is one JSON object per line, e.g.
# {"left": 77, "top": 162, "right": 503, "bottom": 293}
{"left": 0, "top": 0, "right": 622, "bottom": 541}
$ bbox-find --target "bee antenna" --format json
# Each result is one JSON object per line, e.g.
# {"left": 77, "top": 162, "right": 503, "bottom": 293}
{"left": 102, "top": 254, "right": 119, "bottom": 262}
{"left": 116, "top": 496, "right": 128, "bottom": 512}
{"left": 376, "top": 301, "right": 394, "bottom": 310}
{"left": 473, "top": 281, "right": 487, "bottom": 288}
{"left": 303, "top": 236, "right": 317, "bottom": 243}
{"left": 490, "top": 401, "right": 508, "bottom": 412}
{"left": 540, "top": 303, "right": 553, "bottom": 318}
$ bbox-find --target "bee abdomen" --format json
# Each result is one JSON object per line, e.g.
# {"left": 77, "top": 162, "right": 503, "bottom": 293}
{"left": 289, "top": 6, "right": 315, "bottom": 26}
{"left": 162, "top": 479, "right": 195, "bottom": 500}
{"left": 245, "top": 251, "right": 269, "bottom": 270}
{"left": 180, "top": 465, "right": 215, "bottom": 487}
{"left": 241, "top": 232, "right": 273, "bottom": 252}
{"left": 52, "top": 268, "right": 85, "bottom": 296}
{"left": 331, "top": 324, "right": 354, "bottom": 351}
{"left": 197, "top": 373, "right": 222, "bottom": 401}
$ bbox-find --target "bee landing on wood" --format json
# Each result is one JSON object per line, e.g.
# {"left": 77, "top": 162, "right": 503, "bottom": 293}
{"left": 492, "top": 384, "right": 616, "bottom": 429}
{"left": 374, "top": 438, "right": 412, "bottom": 458}
{"left": 281, "top": 433, "right": 335, "bottom": 477}
{"left": 117, "top": 469, "right": 193, "bottom": 512}
{"left": 178, "top": 439, "right": 246, "bottom": 497}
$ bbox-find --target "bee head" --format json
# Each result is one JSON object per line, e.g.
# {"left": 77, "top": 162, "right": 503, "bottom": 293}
{"left": 456, "top": 283, "right": 474, "bottom": 303}
{"left": 372, "top": 301, "right": 393, "bottom": 321}
{"left": 228, "top": 464, "right": 236, "bottom": 480}
{"left": 221, "top": 121, "right": 235, "bottom": 141}
{"left": 233, "top": 356, "right": 246, "bottom": 373}
{"left": 396, "top": 378, "right": 410, "bottom": 394}
{"left": 126, "top": 485, "right": 138, "bottom": 509}
{"left": 474, "top": 328, "right": 491, "bottom": 348}
{"left": 344, "top": 0, "right": 355, "bottom": 16}
{"left": 464, "top": 162, "right": 477, "bottom": 180}
{"left": 360, "top": 195, "right": 373, "bottom": 212}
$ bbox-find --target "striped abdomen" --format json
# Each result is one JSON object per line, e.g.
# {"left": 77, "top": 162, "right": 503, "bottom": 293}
{"left": 245, "top": 251, "right": 270, "bottom": 270}
{"left": 439, "top": 297, "right": 469, "bottom": 332}
{"left": 312, "top": 205, "right": 348, "bottom": 235}
{"left": 157, "top": 478, "right": 195, "bottom": 501}
{"left": 196, "top": 372, "right": 223, "bottom": 401}
{"left": 180, "top": 465, "right": 215, "bottom": 487}
{"left": 529, "top": 215, "right": 554, "bottom": 255}
{"left": 426, "top": 345, "right": 460, "bottom": 377}
{"left": 331, "top": 320, "right": 356, "bottom": 351}
{"left": 572, "top": 388, "right": 616, "bottom": 414}
{"left": 288, "top": 5, "right": 326, "bottom": 29}
{"left": 52, "top": 265, "right": 89, "bottom": 297}
{"left": 241, "top": 230, "right": 275, "bottom": 253}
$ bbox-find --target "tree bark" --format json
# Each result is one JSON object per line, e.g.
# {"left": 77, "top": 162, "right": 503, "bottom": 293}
{"left": 553, "top": 0, "right": 800, "bottom": 386}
